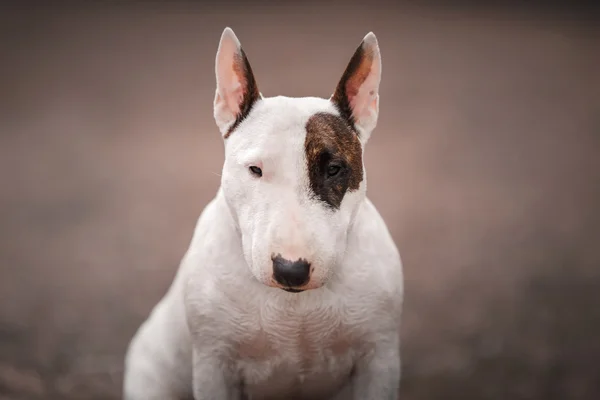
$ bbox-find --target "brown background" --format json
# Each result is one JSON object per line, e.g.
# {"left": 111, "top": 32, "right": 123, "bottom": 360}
{"left": 1, "top": 1, "right": 599, "bottom": 399}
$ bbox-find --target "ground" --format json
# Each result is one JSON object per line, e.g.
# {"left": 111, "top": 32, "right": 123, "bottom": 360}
{"left": 0, "top": 2, "right": 599, "bottom": 399}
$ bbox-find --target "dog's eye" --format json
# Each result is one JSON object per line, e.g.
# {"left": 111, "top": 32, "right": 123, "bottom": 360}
{"left": 327, "top": 165, "right": 341, "bottom": 177}
{"left": 249, "top": 166, "right": 262, "bottom": 177}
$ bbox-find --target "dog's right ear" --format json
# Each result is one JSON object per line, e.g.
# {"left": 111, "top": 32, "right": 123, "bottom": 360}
{"left": 214, "top": 27, "right": 261, "bottom": 138}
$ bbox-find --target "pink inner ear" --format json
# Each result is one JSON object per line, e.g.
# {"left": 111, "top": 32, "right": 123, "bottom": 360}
{"left": 347, "top": 78, "right": 374, "bottom": 119}
{"left": 225, "top": 84, "right": 244, "bottom": 116}
{"left": 217, "top": 45, "right": 248, "bottom": 117}
{"left": 221, "top": 66, "right": 248, "bottom": 116}
{"left": 345, "top": 54, "right": 376, "bottom": 118}
{"left": 346, "top": 84, "right": 360, "bottom": 100}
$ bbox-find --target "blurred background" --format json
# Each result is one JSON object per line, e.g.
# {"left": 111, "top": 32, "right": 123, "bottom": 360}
{"left": 1, "top": 1, "right": 599, "bottom": 399}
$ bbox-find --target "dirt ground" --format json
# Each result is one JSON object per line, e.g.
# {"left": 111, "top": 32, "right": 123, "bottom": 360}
{"left": 1, "top": 2, "right": 599, "bottom": 399}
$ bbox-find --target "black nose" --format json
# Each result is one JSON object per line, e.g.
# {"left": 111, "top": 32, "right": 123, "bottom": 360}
{"left": 272, "top": 254, "right": 311, "bottom": 288}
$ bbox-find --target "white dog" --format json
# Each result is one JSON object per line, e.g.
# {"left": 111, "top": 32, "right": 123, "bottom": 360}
{"left": 123, "top": 27, "right": 404, "bottom": 400}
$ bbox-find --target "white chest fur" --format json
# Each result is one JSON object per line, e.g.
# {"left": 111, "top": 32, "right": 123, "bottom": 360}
{"left": 231, "top": 293, "right": 364, "bottom": 399}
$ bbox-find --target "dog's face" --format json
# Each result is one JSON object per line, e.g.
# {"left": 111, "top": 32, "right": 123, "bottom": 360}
{"left": 213, "top": 28, "right": 381, "bottom": 292}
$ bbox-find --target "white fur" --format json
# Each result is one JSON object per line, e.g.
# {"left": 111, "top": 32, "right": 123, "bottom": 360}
{"left": 124, "top": 28, "right": 403, "bottom": 400}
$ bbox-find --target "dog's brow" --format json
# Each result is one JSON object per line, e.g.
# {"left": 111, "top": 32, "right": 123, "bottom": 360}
{"left": 236, "top": 140, "right": 289, "bottom": 167}
{"left": 238, "top": 152, "right": 269, "bottom": 167}
{"left": 233, "top": 146, "right": 263, "bottom": 164}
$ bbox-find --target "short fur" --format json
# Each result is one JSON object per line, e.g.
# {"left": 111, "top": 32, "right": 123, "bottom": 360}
{"left": 123, "top": 27, "right": 403, "bottom": 400}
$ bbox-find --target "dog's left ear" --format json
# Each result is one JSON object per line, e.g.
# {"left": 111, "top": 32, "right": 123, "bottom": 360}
{"left": 331, "top": 32, "right": 382, "bottom": 143}
{"left": 214, "top": 27, "right": 261, "bottom": 137}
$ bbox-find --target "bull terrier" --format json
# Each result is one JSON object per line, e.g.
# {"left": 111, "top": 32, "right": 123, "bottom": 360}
{"left": 123, "top": 27, "right": 404, "bottom": 400}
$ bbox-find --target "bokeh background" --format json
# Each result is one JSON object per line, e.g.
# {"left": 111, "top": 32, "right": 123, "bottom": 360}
{"left": 1, "top": 1, "right": 599, "bottom": 399}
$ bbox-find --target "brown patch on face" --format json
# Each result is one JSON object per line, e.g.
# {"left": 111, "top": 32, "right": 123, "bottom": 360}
{"left": 331, "top": 41, "right": 374, "bottom": 128}
{"left": 305, "top": 113, "right": 363, "bottom": 209}
{"left": 223, "top": 48, "right": 260, "bottom": 139}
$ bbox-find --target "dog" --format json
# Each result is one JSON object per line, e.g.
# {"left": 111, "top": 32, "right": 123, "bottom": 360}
{"left": 123, "top": 27, "right": 404, "bottom": 400}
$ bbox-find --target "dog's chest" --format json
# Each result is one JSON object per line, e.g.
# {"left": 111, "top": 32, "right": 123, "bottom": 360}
{"left": 234, "top": 301, "right": 360, "bottom": 399}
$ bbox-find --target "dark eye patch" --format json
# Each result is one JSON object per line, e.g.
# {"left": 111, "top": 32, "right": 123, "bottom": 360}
{"left": 327, "top": 164, "right": 342, "bottom": 178}
{"left": 315, "top": 150, "right": 345, "bottom": 177}
{"left": 305, "top": 113, "right": 363, "bottom": 209}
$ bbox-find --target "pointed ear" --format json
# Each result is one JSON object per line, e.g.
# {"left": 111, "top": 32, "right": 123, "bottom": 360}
{"left": 214, "top": 27, "right": 261, "bottom": 138}
{"left": 331, "top": 32, "right": 382, "bottom": 143}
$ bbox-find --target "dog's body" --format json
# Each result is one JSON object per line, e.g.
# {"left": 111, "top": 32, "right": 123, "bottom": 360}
{"left": 124, "top": 29, "right": 403, "bottom": 400}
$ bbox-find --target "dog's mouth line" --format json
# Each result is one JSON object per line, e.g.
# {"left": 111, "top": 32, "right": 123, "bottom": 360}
{"left": 282, "top": 288, "right": 304, "bottom": 293}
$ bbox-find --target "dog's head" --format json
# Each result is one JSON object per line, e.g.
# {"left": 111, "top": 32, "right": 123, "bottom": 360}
{"left": 214, "top": 28, "right": 381, "bottom": 292}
